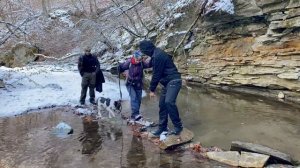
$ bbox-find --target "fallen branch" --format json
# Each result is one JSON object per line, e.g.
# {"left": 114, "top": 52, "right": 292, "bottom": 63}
{"left": 34, "top": 53, "right": 81, "bottom": 61}
{"left": 173, "top": 0, "right": 208, "bottom": 55}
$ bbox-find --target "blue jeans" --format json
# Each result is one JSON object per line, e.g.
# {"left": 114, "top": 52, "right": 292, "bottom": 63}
{"left": 126, "top": 85, "right": 142, "bottom": 119}
{"left": 158, "top": 79, "right": 182, "bottom": 130}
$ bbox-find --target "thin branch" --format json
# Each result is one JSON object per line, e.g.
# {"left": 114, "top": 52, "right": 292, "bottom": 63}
{"left": 116, "top": 0, "right": 143, "bottom": 17}
{"left": 111, "top": 0, "right": 140, "bottom": 35}
{"left": 133, "top": 6, "right": 150, "bottom": 32}
{"left": 173, "top": 0, "right": 209, "bottom": 55}
{"left": 0, "top": 20, "right": 27, "bottom": 34}
{"left": 0, "top": 14, "right": 40, "bottom": 46}
{"left": 116, "top": 26, "right": 142, "bottom": 38}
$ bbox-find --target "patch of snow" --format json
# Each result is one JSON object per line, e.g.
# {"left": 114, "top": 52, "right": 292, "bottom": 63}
{"left": 75, "top": 108, "right": 93, "bottom": 115}
{"left": 49, "top": 9, "right": 69, "bottom": 18}
{"left": 49, "top": 9, "right": 74, "bottom": 27}
{"left": 173, "top": 13, "right": 185, "bottom": 19}
{"left": 0, "top": 64, "right": 131, "bottom": 117}
{"left": 184, "top": 40, "right": 195, "bottom": 49}
{"left": 166, "top": 0, "right": 194, "bottom": 11}
{"left": 206, "top": 0, "right": 235, "bottom": 15}
{"left": 52, "top": 122, "right": 73, "bottom": 138}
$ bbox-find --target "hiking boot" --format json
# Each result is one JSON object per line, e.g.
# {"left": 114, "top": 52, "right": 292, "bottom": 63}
{"left": 80, "top": 101, "right": 85, "bottom": 105}
{"left": 170, "top": 127, "right": 183, "bottom": 135}
{"left": 134, "top": 115, "right": 142, "bottom": 121}
{"left": 151, "top": 128, "right": 168, "bottom": 137}
{"left": 90, "top": 99, "right": 96, "bottom": 105}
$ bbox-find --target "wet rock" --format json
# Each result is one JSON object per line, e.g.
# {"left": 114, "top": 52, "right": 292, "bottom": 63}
{"left": 206, "top": 151, "right": 239, "bottom": 167}
{"left": 231, "top": 141, "right": 292, "bottom": 165}
{"left": 239, "top": 151, "right": 270, "bottom": 167}
{"left": 265, "top": 164, "right": 294, "bottom": 168}
{"left": 0, "top": 79, "right": 4, "bottom": 88}
{"left": 158, "top": 128, "right": 194, "bottom": 150}
{"left": 278, "top": 92, "right": 285, "bottom": 99}
{"left": 53, "top": 122, "right": 73, "bottom": 138}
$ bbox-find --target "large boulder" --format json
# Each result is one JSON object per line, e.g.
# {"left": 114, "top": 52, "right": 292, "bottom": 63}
{"left": 11, "top": 42, "right": 38, "bottom": 67}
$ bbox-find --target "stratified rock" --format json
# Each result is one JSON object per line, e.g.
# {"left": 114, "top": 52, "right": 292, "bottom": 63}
{"left": 206, "top": 151, "right": 240, "bottom": 167}
{"left": 239, "top": 151, "right": 270, "bottom": 168}
{"left": 231, "top": 141, "right": 292, "bottom": 165}
{"left": 277, "top": 73, "right": 300, "bottom": 80}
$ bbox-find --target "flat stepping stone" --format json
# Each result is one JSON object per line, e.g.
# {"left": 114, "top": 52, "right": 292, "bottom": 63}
{"left": 207, "top": 151, "right": 270, "bottom": 167}
{"left": 159, "top": 128, "right": 194, "bottom": 150}
{"left": 239, "top": 151, "right": 270, "bottom": 167}
{"left": 231, "top": 141, "right": 292, "bottom": 165}
{"left": 207, "top": 151, "right": 240, "bottom": 167}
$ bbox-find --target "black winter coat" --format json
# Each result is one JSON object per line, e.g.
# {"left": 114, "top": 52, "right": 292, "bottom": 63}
{"left": 139, "top": 40, "right": 181, "bottom": 92}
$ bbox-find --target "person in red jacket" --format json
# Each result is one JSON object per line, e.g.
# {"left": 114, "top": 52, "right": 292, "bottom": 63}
{"left": 118, "top": 51, "right": 152, "bottom": 121}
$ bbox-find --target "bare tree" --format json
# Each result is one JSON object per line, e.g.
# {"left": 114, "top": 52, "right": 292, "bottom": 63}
{"left": 41, "top": 0, "right": 48, "bottom": 16}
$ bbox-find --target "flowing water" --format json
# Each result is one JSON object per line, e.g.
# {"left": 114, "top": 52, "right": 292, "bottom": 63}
{"left": 0, "top": 86, "right": 300, "bottom": 168}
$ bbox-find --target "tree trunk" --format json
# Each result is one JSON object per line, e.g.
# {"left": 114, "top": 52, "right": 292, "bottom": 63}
{"left": 41, "top": 0, "right": 48, "bottom": 16}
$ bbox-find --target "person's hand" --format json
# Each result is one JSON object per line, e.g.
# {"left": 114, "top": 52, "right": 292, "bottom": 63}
{"left": 149, "top": 91, "right": 156, "bottom": 99}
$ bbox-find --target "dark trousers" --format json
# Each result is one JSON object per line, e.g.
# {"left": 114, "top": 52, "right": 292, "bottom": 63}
{"left": 158, "top": 79, "right": 182, "bottom": 130}
{"left": 80, "top": 72, "right": 96, "bottom": 103}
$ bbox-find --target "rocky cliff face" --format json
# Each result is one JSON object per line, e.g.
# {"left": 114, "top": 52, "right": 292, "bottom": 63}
{"left": 158, "top": 0, "right": 300, "bottom": 101}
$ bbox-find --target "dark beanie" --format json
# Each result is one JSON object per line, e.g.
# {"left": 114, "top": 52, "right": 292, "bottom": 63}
{"left": 139, "top": 40, "right": 155, "bottom": 57}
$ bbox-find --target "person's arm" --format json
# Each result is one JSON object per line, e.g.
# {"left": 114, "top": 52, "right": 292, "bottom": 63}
{"left": 149, "top": 56, "right": 165, "bottom": 92}
{"left": 78, "top": 56, "right": 84, "bottom": 76}
{"left": 142, "top": 57, "right": 152, "bottom": 69}
{"left": 95, "top": 56, "right": 100, "bottom": 72}
{"left": 118, "top": 59, "right": 130, "bottom": 73}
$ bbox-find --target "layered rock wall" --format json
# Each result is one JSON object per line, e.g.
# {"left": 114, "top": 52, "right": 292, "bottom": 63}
{"left": 165, "top": 0, "right": 300, "bottom": 100}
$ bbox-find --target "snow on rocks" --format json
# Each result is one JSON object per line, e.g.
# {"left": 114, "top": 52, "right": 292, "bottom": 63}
{"left": 0, "top": 64, "right": 130, "bottom": 117}
{"left": 49, "top": 9, "right": 74, "bottom": 27}
{"left": 205, "top": 0, "right": 235, "bottom": 15}
{"left": 52, "top": 122, "right": 73, "bottom": 138}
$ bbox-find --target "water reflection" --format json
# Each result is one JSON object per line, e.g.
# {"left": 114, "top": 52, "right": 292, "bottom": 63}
{"left": 140, "top": 86, "right": 300, "bottom": 161}
{"left": 159, "top": 152, "right": 183, "bottom": 168}
{"left": 126, "top": 136, "right": 146, "bottom": 168}
{"left": 81, "top": 117, "right": 102, "bottom": 155}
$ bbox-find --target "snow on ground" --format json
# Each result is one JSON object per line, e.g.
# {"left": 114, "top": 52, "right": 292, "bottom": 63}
{"left": 0, "top": 64, "right": 132, "bottom": 117}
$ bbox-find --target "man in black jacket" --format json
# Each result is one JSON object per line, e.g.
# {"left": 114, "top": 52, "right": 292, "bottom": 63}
{"left": 139, "top": 40, "right": 183, "bottom": 136}
{"left": 78, "top": 47, "right": 100, "bottom": 105}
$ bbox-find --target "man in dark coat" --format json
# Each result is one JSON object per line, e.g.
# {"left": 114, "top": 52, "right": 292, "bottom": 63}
{"left": 78, "top": 47, "right": 100, "bottom": 105}
{"left": 139, "top": 40, "right": 183, "bottom": 136}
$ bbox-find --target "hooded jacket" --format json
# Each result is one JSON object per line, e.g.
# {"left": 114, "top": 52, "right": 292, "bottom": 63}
{"left": 139, "top": 40, "right": 181, "bottom": 92}
{"left": 118, "top": 56, "right": 152, "bottom": 89}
